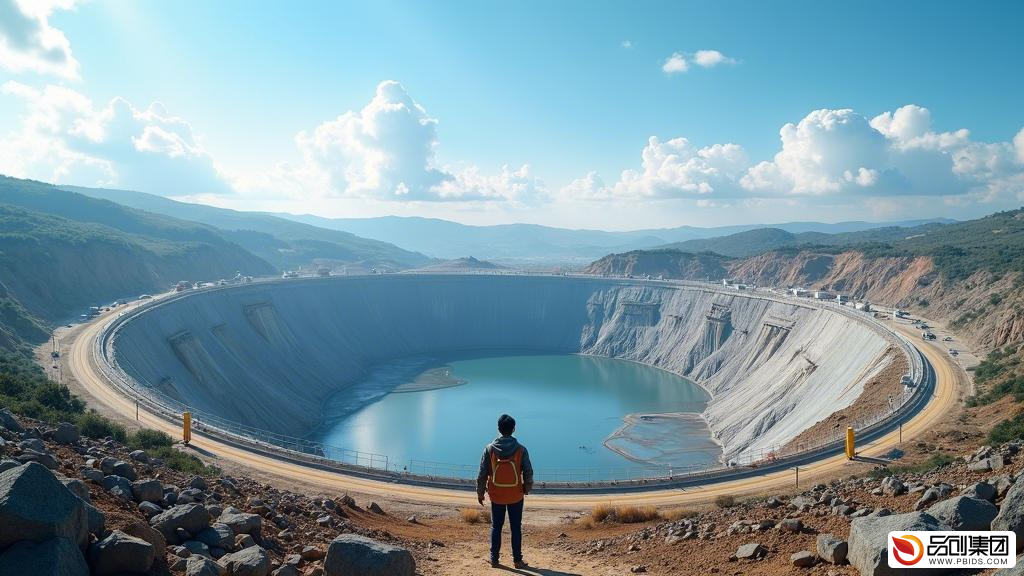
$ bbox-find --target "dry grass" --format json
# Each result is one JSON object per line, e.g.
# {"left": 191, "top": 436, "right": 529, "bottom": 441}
{"left": 714, "top": 494, "right": 736, "bottom": 509}
{"left": 662, "top": 507, "right": 698, "bottom": 521}
{"left": 582, "top": 503, "right": 661, "bottom": 525}
{"left": 459, "top": 507, "right": 491, "bottom": 524}
{"left": 614, "top": 505, "right": 660, "bottom": 523}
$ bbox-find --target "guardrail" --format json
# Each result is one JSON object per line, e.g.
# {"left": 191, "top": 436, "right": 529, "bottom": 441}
{"left": 91, "top": 273, "right": 933, "bottom": 492}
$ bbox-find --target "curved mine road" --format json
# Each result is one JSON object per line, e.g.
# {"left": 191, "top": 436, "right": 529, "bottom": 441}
{"left": 64, "top": 305, "right": 967, "bottom": 510}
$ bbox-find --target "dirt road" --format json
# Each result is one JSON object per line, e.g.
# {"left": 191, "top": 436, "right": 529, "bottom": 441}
{"left": 61, "top": 310, "right": 966, "bottom": 512}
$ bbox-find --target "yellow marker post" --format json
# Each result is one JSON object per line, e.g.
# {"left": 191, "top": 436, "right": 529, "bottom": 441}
{"left": 845, "top": 427, "right": 855, "bottom": 459}
{"left": 183, "top": 411, "right": 192, "bottom": 444}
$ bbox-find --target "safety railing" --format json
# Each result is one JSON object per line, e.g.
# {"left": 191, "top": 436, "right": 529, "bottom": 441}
{"left": 91, "top": 273, "right": 933, "bottom": 491}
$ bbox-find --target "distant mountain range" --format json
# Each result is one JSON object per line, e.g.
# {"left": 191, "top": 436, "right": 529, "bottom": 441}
{"left": 283, "top": 213, "right": 954, "bottom": 263}
{"left": 62, "top": 185, "right": 430, "bottom": 271}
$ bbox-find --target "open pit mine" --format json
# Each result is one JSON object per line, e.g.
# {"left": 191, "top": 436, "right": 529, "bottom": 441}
{"left": 105, "top": 274, "right": 911, "bottom": 482}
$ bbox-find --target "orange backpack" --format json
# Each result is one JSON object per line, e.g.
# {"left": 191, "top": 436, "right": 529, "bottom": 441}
{"left": 486, "top": 446, "right": 524, "bottom": 504}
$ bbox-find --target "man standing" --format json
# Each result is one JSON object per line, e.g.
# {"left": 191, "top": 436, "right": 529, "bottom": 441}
{"left": 477, "top": 413, "right": 533, "bottom": 568}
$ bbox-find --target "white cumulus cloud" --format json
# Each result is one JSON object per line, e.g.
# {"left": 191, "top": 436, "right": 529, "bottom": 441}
{"left": 250, "top": 81, "right": 546, "bottom": 203}
{"left": 0, "top": 82, "right": 230, "bottom": 195}
{"left": 0, "top": 0, "right": 79, "bottom": 79}
{"left": 692, "top": 49, "right": 735, "bottom": 68}
{"left": 563, "top": 105, "right": 1024, "bottom": 208}
{"left": 662, "top": 53, "right": 688, "bottom": 74}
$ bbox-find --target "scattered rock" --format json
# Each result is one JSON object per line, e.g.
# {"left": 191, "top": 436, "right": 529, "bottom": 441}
{"left": 324, "top": 534, "right": 415, "bottom": 576}
{"left": 993, "top": 478, "right": 1024, "bottom": 552}
{"left": 735, "top": 543, "right": 766, "bottom": 560}
{"left": 131, "top": 478, "right": 163, "bottom": 503}
{"left": 150, "top": 503, "right": 211, "bottom": 544}
{"left": 220, "top": 506, "right": 262, "bottom": 535}
{"left": 369, "top": 501, "right": 386, "bottom": 515}
{"left": 848, "top": 511, "right": 949, "bottom": 575}
{"left": 927, "top": 496, "right": 998, "bottom": 531}
{"left": 0, "top": 408, "right": 24, "bottom": 433}
{"left": 220, "top": 545, "right": 271, "bottom": 576}
{"left": 0, "top": 461, "right": 88, "bottom": 549}
{"left": 186, "top": 555, "right": 226, "bottom": 576}
{"left": 816, "top": 534, "right": 848, "bottom": 565}
{"left": 779, "top": 518, "right": 803, "bottom": 533}
{"left": 88, "top": 529, "right": 155, "bottom": 576}
{"left": 791, "top": 550, "right": 816, "bottom": 567}
{"left": 53, "top": 422, "right": 80, "bottom": 444}
{"left": 0, "top": 535, "right": 88, "bottom": 576}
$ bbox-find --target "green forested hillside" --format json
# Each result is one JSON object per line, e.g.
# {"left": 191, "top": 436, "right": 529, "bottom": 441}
{"left": 0, "top": 198, "right": 274, "bottom": 350}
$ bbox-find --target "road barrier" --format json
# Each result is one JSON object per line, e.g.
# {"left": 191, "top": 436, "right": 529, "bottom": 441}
{"left": 91, "top": 273, "right": 934, "bottom": 493}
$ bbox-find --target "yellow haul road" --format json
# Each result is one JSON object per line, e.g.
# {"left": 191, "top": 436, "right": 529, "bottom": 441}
{"left": 65, "top": 310, "right": 965, "bottom": 510}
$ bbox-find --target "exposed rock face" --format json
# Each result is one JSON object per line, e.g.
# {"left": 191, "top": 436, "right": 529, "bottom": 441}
{"left": 115, "top": 276, "right": 895, "bottom": 460}
{"left": 324, "top": 534, "right": 415, "bottom": 576}
{"left": 0, "top": 462, "right": 89, "bottom": 549}
{"left": 848, "top": 512, "right": 950, "bottom": 576}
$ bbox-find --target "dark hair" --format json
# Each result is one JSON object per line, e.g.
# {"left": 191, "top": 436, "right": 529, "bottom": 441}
{"left": 497, "top": 414, "right": 516, "bottom": 436}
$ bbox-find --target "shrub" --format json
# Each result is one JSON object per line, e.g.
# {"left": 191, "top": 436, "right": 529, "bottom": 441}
{"left": 156, "top": 447, "right": 220, "bottom": 475}
{"left": 714, "top": 494, "right": 736, "bottom": 509}
{"left": 867, "top": 453, "right": 955, "bottom": 479}
{"left": 989, "top": 413, "right": 1024, "bottom": 444}
{"left": 128, "top": 428, "right": 174, "bottom": 450}
{"left": 459, "top": 507, "right": 490, "bottom": 524}
{"left": 576, "top": 516, "right": 596, "bottom": 530}
{"left": 77, "top": 411, "right": 126, "bottom": 442}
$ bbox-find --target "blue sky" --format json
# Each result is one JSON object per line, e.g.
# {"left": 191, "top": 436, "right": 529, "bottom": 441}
{"left": 1, "top": 0, "right": 1023, "bottom": 229}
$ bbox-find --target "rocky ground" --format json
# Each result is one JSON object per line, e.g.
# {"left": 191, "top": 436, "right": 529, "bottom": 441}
{"left": 5, "top": 404, "right": 1024, "bottom": 576}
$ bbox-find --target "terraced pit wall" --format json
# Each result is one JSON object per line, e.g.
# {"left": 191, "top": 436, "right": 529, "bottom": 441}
{"left": 111, "top": 274, "right": 898, "bottom": 462}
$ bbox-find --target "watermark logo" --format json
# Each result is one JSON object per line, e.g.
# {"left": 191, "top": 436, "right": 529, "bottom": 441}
{"left": 887, "top": 531, "right": 1016, "bottom": 569}
{"left": 891, "top": 534, "right": 924, "bottom": 565}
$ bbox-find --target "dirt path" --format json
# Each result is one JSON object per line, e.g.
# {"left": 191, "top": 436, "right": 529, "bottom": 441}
{"left": 56, "top": 307, "right": 968, "bottom": 522}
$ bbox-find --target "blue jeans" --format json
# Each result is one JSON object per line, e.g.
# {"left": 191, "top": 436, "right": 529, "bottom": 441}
{"left": 490, "top": 499, "right": 524, "bottom": 562}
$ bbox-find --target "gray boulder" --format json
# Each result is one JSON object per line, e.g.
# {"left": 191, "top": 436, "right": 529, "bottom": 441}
{"left": 183, "top": 539, "right": 212, "bottom": 558}
{"left": 963, "top": 481, "right": 997, "bottom": 502}
{"left": 111, "top": 460, "right": 138, "bottom": 481}
{"left": 16, "top": 449, "right": 58, "bottom": 469}
{"left": 0, "top": 408, "right": 23, "bottom": 432}
{"left": 150, "top": 503, "right": 211, "bottom": 543}
{"left": 0, "top": 461, "right": 89, "bottom": 549}
{"left": 122, "top": 519, "right": 167, "bottom": 558}
{"left": 102, "top": 474, "right": 134, "bottom": 501}
{"left": 129, "top": 449, "right": 150, "bottom": 463}
{"left": 186, "top": 555, "right": 227, "bottom": 576}
{"left": 735, "top": 542, "right": 766, "bottom": 560}
{"left": 197, "top": 522, "right": 235, "bottom": 549}
{"left": 995, "top": 477, "right": 1024, "bottom": 551}
{"left": 89, "top": 529, "right": 155, "bottom": 576}
{"left": 816, "top": 533, "right": 848, "bottom": 564}
{"left": 84, "top": 501, "right": 106, "bottom": 536}
{"left": 62, "top": 478, "right": 91, "bottom": 503}
{"left": 139, "top": 501, "right": 163, "bottom": 518}
{"left": 324, "top": 534, "right": 416, "bottom": 576}
{"left": 220, "top": 545, "right": 270, "bottom": 576}
{"left": 219, "top": 507, "right": 262, "bottom": 535}
{"left": 849, "top": 511, "right": 951, "bottom": 575}
{"left": 880, "top": 476, "right": 906, "bottom": 496}
{"left": 0, "top": 536, "right": 88, "bottom": 576}
{"left": 791, "top": 550, "right": 815, "bottom": 567}
{"left": 132, "top": 478, "right": 164, "bottom": 503}
{"left": 927, "top": 496, "right": 998, "bottom": 531}
{"left": 53, "top": 422, "right": 80, "bottom": 444}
